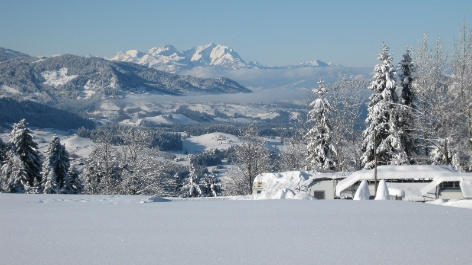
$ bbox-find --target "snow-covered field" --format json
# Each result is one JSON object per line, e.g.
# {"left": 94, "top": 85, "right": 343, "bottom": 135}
{"left": 182, "top": 132, "right": 240, "bottom": 154}
{"left": 1, "top": 194, "right": 471, "bottom": 265}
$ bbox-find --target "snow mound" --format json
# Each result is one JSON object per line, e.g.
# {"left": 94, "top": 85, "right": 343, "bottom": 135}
{"left": 387, "top": 183, "right": 429, "bottom": 201}
{"left": 256, "top": 188, "right": 315, "bottom": 200}
{"left": 427, "top": 199, "right": 448, "bottom": 205}
{"left": 375, "top": 179, "right": 390, "bottom": 200}
{"left": 254, "top": 171, "right": 313, "bottom": 193}
{"left": 140, "top": 196, "right": 172, "bottom": 203}
{"left": 426, "top": 198, "right": 472, "bottom": 209}
{"left": 354, "top": 180, "right": 370, "bottom": 200}
{"left": 388, "top": 188, "right": 405, "bottom": 198}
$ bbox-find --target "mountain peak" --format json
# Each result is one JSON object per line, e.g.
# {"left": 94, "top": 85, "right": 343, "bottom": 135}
{"left": 109, "top": 44, "right": 338, "bottom": 73}
{"left": 148, "top": 45, "right": 178, "bottom": 57}
{"left": 299, "top": 60, "right": 330, "bottom": 67}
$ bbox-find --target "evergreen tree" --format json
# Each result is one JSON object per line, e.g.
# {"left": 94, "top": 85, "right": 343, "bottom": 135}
{"left": 62, "top": 166, "right": 83, "bottom": 194}
{"left": 180, "top": 165, "right": 201, "bottom": 198}
{"left": 7, "top": 119, "right": 42, "bottom": 190}
{"left": 397, "top": 48, "right": 418, "bottom": 163}
{"left": 0, "top": 138, "right": 8, "bottom": 163}
{"left": 305, "top": 80, "right": 337, "bottom": 171}
{"left": 41, "top": 135, "right": 70, "bottom": 194}
{"left": 174, "top": 173, "right": 183, "bottom": 195}
{"left": 0, "top": 150, "right": 29, "bottom": 193}
{"left": 361, "top": 44, "right": 407, "bottom": 169}
{"left": 199, "top": 172, "right": 222, "bottom": 197}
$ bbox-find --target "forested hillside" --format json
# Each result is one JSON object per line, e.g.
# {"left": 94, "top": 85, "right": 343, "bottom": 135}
{"left": 0, "top": 97, "right": 95, "bottom": 130}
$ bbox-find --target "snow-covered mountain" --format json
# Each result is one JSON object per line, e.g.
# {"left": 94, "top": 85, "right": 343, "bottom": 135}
{"left": 110, "top": 44, "right": 248, "bottom": 73}
{"left": 109, "top": 44, "right": 335, "bottom": 73}
{"left": 0, "top": 50, "right": 251, "bottom": 103}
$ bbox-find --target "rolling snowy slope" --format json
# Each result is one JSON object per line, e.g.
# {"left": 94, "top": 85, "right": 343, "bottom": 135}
{"left": 1, "top": 194, "right": 471, "bottom": 265}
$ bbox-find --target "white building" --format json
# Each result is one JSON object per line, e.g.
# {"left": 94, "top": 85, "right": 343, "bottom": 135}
{"left": 335, "top": 165, "right": 471, "bottom": 201}
{"left": 420, "top": 175, "right": 472, "bottom": 200}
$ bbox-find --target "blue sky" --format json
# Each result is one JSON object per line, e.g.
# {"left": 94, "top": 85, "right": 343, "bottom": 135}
{"left": 1, "top": 0, "right": 471, "bottom": 67}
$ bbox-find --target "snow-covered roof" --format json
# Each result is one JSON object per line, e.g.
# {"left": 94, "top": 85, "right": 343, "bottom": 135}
{"left": 420, "top": 175, "right": 472, "bottom": 199}
{"left": 335, "top": 165, "right": 458, "bottom": 197}
{"left": 254, "top": 171, "right": 348, "bottom": 194}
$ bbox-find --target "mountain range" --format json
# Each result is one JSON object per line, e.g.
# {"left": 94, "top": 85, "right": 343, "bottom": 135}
{"left": 0, "top": 48, "right": 250, "bottom": 104}
{"left": 109, "top": 43, "right": 335, "bottom": 73}
{"left": 108, "top": 44, "right": 372, "bottom": 90}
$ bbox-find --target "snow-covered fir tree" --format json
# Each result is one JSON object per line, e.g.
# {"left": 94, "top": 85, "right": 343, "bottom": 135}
{"left": 41, "top": 135, "right": 70, "bottom": 194}
{"left": 4, "top": 119, "right": 42, "bottom": 192}
{"left": 361, "top": 44, "right": 407, "bottom": 169}
{"left": 0, "top": 138, "right": 8, "bottom": 163}
{"left": 0, "top": 150, "right": 29, "bottom": 192}
{"left": 397, "top": 48, "right": 418, "bottom": 163}
{"left": 180, "top": 165, "right": 201, "bottom": 198}
{"left": 305, "top": 79, "right": 337, "bottom": 171}
{"left": 199, "top": 172, "right": 222, "bottom": 197}
{"left": 62, "top": 166, "right": 83, "bottom": 194}
{"left": 174, "top": 173, "right": 183, "bottom": 195}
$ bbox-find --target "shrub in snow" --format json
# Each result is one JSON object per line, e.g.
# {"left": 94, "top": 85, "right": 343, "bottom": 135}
{"left": 256, "top": 188, "right": 315, "bottom": 200}
{"left": 375, "top": 179, "right": 390, "bottom": 200}
{"left": 353, "top": 180, "right": 370, "bottom": 200}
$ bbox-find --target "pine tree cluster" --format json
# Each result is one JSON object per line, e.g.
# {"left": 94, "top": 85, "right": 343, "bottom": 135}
{"left": 0, "top": 120, "right": 81, "bottom": 193}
